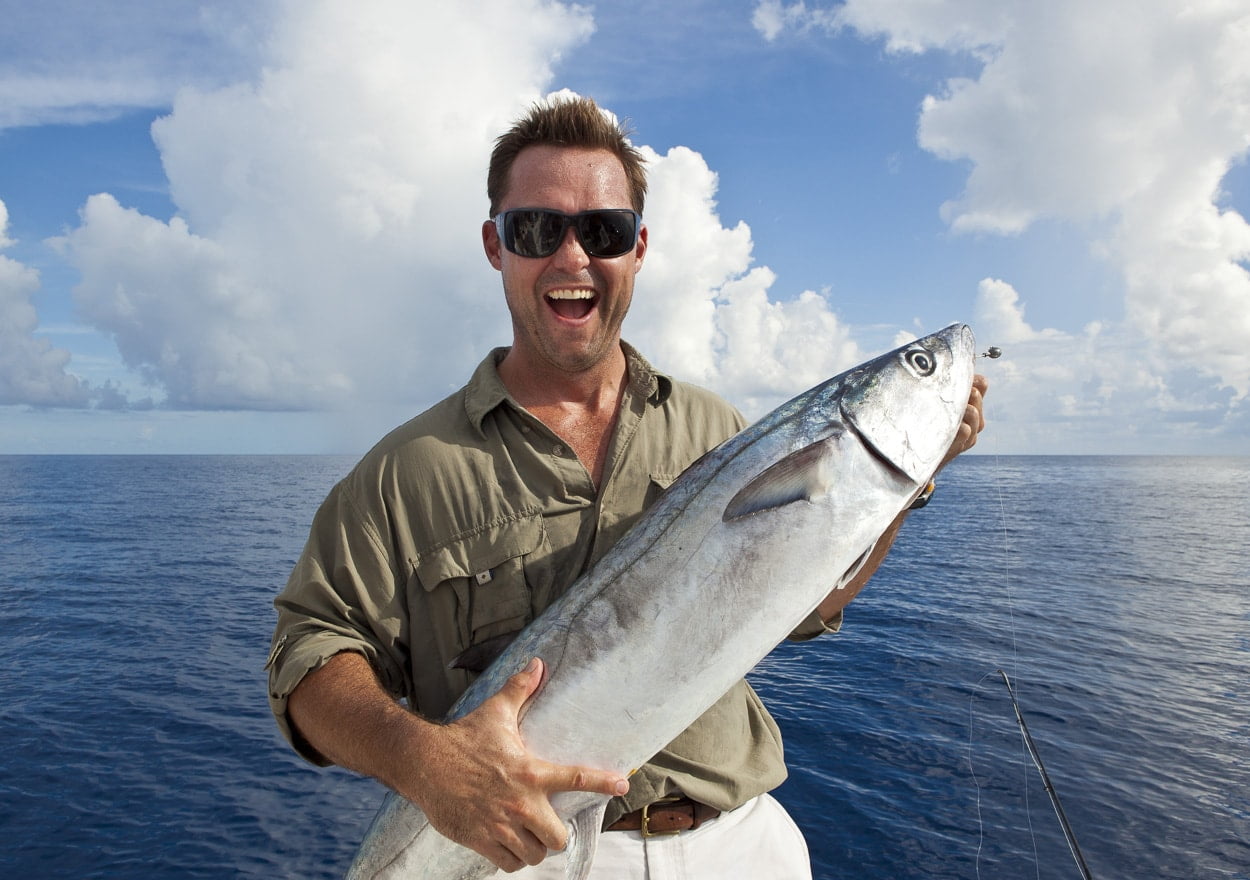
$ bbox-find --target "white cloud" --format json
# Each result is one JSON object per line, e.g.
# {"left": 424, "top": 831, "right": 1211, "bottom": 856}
{"left": 868, "top": 0, "right": 1250, "bottom": 400}
{"left": 57, "top": 0, "right": 596, "bottom": 411}
{"left": 0, "top": 199, "right": 91, "bottom": 406}
{"left": 0, "top": 201, "right": 12, "bottom": 249}
{"left": 823, "top": 0, "right": 1009, "bottom": 55}
{"left": 49, "top": 0, "right": 863, "bottom": 419}
{"left": 752, "top": 0, "right": 840, "bottom": 42}
{"left": 60, "top": 194, "right": 335, "bottom": 409}
{"left": 756, "top": 0, "right": 1250, "bottom": 411}
{"left": 972, "top": 278, "right": 1244, "bottom": 454}
{"left": 974, "top": 277, "right": 1064, "bottom": 346}
{"left": 630, "top": 145, "right": 861, "bottom": 416}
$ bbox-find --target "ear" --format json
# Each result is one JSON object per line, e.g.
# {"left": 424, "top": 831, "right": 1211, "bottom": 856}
{"left": 633, "top": 222, "right": 648, "bottom": 273}
{"left": 482, "top": 219, "right": 503, "bottom": 271}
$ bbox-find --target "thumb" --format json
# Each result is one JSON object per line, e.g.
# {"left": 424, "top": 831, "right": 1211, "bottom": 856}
{"left": 495, "top": 656, "right": 545, "bottom": 716}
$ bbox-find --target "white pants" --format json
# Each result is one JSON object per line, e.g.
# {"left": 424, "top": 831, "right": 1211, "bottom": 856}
{"left": 507, "top": 794, "right": 812, "bottom": 880}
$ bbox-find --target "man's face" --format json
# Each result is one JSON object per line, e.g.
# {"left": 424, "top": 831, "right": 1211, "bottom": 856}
{"left": 483, "top": 145, "right": 647, "bottom": 378}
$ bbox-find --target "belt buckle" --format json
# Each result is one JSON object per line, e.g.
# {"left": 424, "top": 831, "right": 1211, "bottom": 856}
{"left": 640, "top": 795, "right": 685, "bottom": 838}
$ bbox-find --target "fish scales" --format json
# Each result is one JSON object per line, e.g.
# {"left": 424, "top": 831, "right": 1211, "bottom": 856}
{"left": 347, "top": 323, "right": 976, "bottom": 879}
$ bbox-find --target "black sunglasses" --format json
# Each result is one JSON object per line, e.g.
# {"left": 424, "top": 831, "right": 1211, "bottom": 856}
{"left": 494, "top": 208, "right": 641, "bottom": 259}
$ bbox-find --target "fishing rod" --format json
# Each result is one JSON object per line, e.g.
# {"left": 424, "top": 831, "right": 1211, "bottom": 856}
{"left": 998, "top": 669, "right": 1095, "bottom": 880}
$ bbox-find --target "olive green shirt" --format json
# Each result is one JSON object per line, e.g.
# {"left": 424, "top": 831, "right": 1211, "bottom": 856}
{"left": 267, "top": 342, "right": 839, "bottom": 824}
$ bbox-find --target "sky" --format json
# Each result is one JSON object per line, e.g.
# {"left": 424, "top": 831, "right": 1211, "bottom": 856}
{"left": 1, "top": 0, "right": 1248, "bottom": 455}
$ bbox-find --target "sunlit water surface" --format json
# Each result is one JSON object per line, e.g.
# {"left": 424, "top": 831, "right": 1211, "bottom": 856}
{"left": 1, "top": 455, "right": 1246, "bottom": 878}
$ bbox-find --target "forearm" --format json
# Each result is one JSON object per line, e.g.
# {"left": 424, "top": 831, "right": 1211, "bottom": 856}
{"left": 286, "top": 651, "right": 434, "bottom": 797}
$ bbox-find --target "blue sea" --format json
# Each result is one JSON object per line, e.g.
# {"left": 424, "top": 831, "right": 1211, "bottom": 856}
{"left": 1, "top": 454, "right": 1247, "bottom": 879}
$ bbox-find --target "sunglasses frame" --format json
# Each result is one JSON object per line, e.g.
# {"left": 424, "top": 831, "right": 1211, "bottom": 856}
{"left": 494, "top": 208, "right": 642, "bottom": 259}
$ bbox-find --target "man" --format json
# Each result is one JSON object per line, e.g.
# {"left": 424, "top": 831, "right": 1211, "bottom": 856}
{"left": 267, "top": 96, "right": 988, "bottom": 878}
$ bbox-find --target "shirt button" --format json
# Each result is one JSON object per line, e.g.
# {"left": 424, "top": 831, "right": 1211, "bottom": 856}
{"left": 553, "top": 444, "right": 565, "bottom": 456}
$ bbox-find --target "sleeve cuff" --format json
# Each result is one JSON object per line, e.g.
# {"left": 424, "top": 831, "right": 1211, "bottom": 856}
{"left": 266, "top": 630, "right": 400, "bottom": 766}
{"left": 787, "top": 607, "right": 843, "bottom": 642}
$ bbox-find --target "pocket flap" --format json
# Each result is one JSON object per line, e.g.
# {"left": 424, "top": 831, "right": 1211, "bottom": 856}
{"left": 413, "top": 512, "right": 544, "bottom": 591}
{"left": 650, "top": 473, "right": 679, "bottom": 491}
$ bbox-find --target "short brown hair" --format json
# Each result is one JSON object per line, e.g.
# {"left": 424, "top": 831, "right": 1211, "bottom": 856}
{"left": 487, "top": 96, "right": 648, "bottom": 217}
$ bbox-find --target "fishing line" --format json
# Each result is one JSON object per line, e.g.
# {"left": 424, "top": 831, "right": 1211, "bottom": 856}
{"left": 967, "top": 348, "right": 1094, "bottom": 879}
{"left": 969, "top": 345, "right": 1039, "bottom": 880}
{"left": 967, "top": 423, "right": 1042, "bottom": 880}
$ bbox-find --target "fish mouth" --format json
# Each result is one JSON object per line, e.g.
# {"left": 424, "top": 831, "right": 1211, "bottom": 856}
{"left": 545, "top": 288, "right": 598, "bottom": 321}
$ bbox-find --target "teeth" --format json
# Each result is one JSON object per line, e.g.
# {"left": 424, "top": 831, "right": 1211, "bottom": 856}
{"left": 546, "top": 289, "right": 594, "bottom": 300}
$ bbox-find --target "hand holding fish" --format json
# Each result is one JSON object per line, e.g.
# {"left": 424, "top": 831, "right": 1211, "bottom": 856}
{"left": 285, "top": 651, "right": 626, "bottom": 876}
{"left": 938, "top": 374, "right": 988, "bottom": 471}
{"left": 406, "top": 657, "right": 629, "bottom": 874}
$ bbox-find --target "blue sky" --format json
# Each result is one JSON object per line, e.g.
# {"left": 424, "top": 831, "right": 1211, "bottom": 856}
{"left": 2, "top": 0, "right": 1248, "bottom": 454}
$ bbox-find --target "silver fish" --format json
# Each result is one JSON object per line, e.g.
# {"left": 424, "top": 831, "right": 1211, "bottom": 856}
{"left": 347, "top": 323, "right": 976, "bottom": 879}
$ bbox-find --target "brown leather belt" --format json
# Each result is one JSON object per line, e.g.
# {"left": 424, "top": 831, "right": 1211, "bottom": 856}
{"left": 606, "top": 796, "right": 721, "bottom": 836}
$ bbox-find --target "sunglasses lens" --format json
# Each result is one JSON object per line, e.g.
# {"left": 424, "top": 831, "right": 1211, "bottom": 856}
{"left": 500, "top": 210, "right": 638, "bottom": 258}
{"left": 576, "top": 211, "right": 638, "bottom": 257}
{"left": 502, "top": 210, "right": 566, "bottom": 258}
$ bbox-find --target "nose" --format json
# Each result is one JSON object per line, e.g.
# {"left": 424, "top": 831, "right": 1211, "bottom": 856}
{"left": 550, "top": 224, "right": 591, "bottom": 271}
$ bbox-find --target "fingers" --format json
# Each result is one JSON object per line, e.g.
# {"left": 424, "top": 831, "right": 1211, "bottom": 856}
{"left": 937, "top": 375, "right": 990, "bottom": 471}
{"left": 492, "top": 659, "right": 628, "bottom": 801}
{"left": 962, "top": 375, "right": 988, "bottom": 451}
{"left": 519, "top": 759, "right": 628, "bottom": 853}
{"left": 969, "top": 374, "right": 988, "bottom": 432}
{"left": 430, "top": 657, "right": 626, "bottom": 867}
{"left": 497, "top": 656, "right": 545, "bottom": 713}
{"left": 488, "top": 823, "right": 552, "bottom": 871}
{"left": 545, "top": 761, "right": 630, "bottom": 800}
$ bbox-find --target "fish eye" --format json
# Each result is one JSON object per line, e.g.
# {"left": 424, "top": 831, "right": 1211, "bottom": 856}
{"left": 903, "top": 347, "right": 936, "bottom": 376}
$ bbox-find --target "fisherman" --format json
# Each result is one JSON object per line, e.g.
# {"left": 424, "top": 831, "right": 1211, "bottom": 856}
{"left": 266, "top": 95, "right": 988, "bottom": 878}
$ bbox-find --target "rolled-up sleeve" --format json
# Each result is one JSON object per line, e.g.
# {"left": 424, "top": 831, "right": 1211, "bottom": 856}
{"left": 266, "top": 476, "right": 411, "bottom": 765}
{"left": 787, "top": 608, "right": 843, "bottom": 642}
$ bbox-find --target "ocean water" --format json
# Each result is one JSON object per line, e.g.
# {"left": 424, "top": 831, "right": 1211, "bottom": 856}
{"left": 0, "top": 454, "right": 1246, "bottom": 879}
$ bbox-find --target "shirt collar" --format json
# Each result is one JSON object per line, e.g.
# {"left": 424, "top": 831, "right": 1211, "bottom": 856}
{"left": 463, "top": 341, "right": 673, "bottom": 435}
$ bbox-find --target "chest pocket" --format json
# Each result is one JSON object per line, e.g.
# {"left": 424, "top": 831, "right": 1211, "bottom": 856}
{"left": 412, "top": 512, "right": 550, "bottom": 653}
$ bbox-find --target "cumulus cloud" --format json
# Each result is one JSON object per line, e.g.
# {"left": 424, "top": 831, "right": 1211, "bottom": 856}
{"left": 755, "top": 0, "right": 1250, "bottom": 421}
{"left": 58, "top": 0, "right": 594, "bottom": 410}
{"left": 863, "top": 0, "right": 1250, "bottom": 400}
{"left": 628, "top": 145, "right": 862, "bottom": 416}
{"left": 974, "top": 278, "right": 1064, "bottom": 346}
{"left": 972, "top": 277, "right": 1244, "bottom": 453}
{"left": 0, "top": 199, "right": 91, "bottom": 406}
{"left": 48, "top": 0, "right": 857, "bottom": 418}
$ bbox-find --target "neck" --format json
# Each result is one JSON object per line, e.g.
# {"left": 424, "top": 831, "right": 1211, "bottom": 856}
{"left": 497, "top": 344, "right": 629, "bottom": 488}
{"left": 497, "top": 343, "right": 628, "bottom": 411}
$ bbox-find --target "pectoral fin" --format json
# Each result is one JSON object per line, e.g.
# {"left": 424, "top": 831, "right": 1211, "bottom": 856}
{"left": 833, "top": 540, "right": 876, "bottom": 591}
{"left": 723, "top": 438, "right": 837, "bottom": 522}
{"left": 563, "top": 801, "right": 608, "bottom": 880}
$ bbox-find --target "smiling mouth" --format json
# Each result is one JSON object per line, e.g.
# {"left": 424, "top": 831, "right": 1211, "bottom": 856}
{"left": 546, "top": 289, "right": 597, "bottom": 320}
